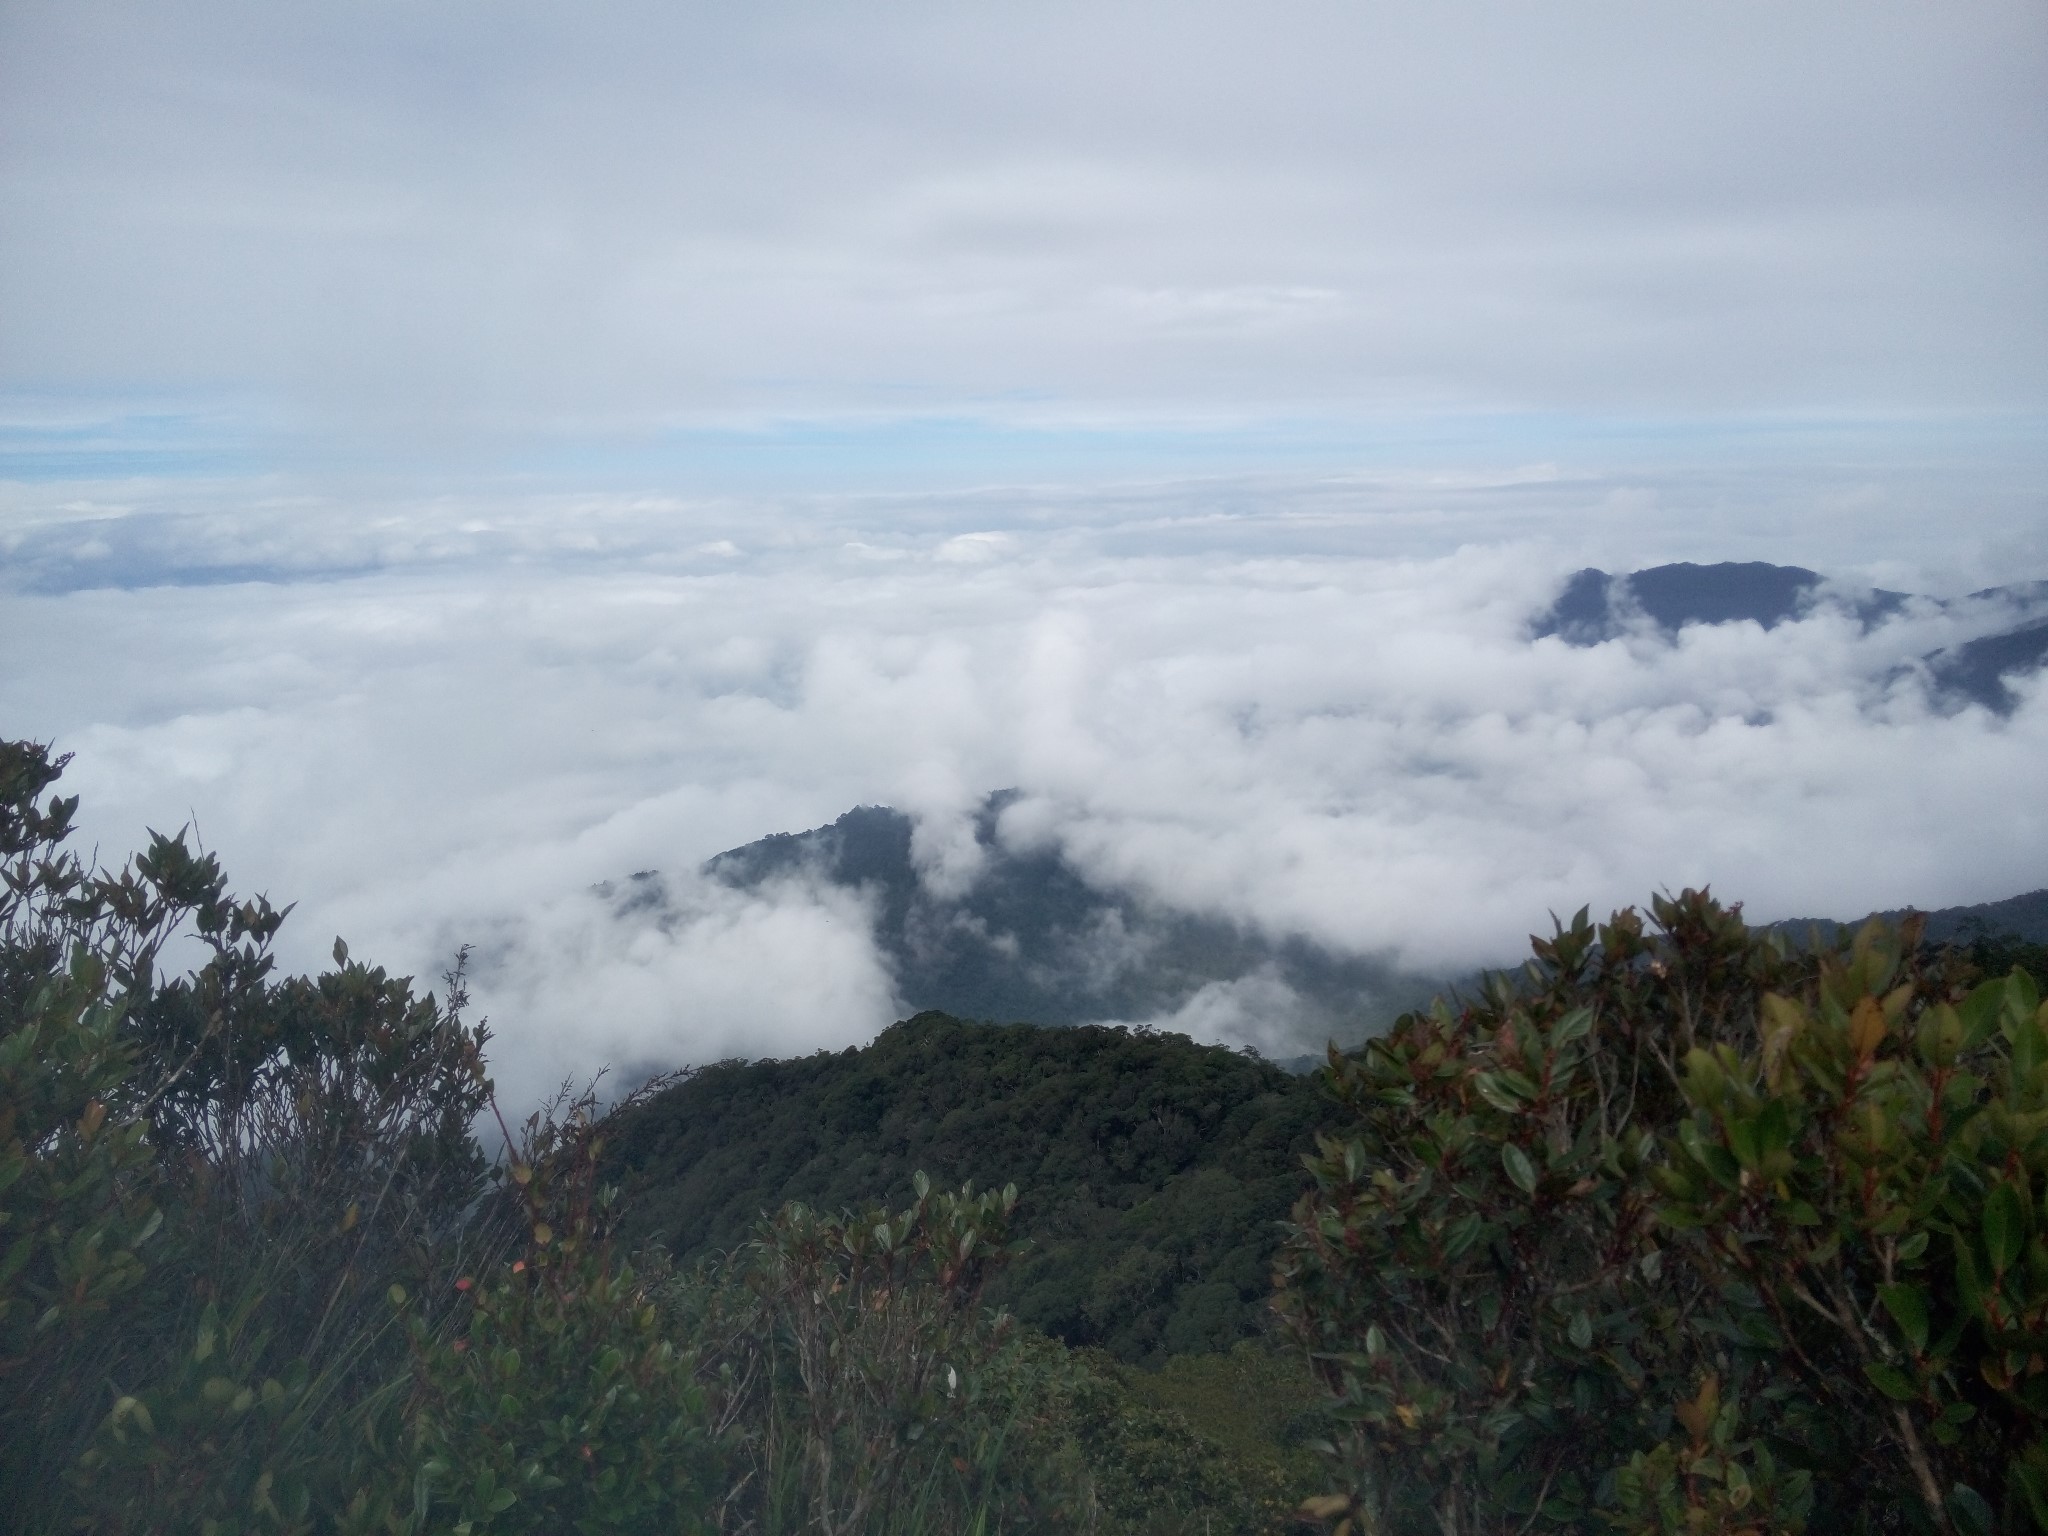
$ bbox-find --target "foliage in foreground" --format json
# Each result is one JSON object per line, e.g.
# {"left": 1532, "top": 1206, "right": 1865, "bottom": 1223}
{"left": 1, "top": 738, "right": 1314, "bottom": 1533}
{"left": 13, "top": 731, "right": 2048, "bottom": 1535}
{"left": 1280, "top": 891, "right": 2048, "bottom": 1535}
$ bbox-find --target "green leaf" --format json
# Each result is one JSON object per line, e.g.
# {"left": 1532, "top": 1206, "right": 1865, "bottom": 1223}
{"left": 1753, "top": 1098, "right": 1791, "bottom": 1160}
{"left": 1473, "top": 1073, "right": 1528, "bottom": 1114}
{"left": 194, "top": 1304, "right": 218, "bottom": 1363}
{"left": 1947, "top": 1483, "right": 1994, "bottom": 1536}
{"left": 1957, "top": 978, "right": 2007, "bottom": 1050}
{"left": 1863, "top": 1361, "right": 1918, "bottom": 1402}
{"left": 2012, "top": 1446, "right": 2048, "bottom": 1531}
{"left": 1877, "top": 1284, "right": 1930, "bottom": 1352}
{"left": 1986, "top": 1181, "right": 2026, "bottom": 1274}
{"left": 1501, "top": 1143, "right": 1539, "bottom": 1196}
{"left": 1955, "top": 1243, "right": 1986, "bottom": 1313}
{"left": 2008, "top": 966, "right": 2042, "bottom": 1026}
{"left": 1551, "top": 1008, "right": 1593, "bottom": 1047}
{"left": 1568, "top": 1310, "right": 1593, "bottom": 1349}
{"left": 1443, "top": 1211, "right": 1487, "bottom": 1259}
{"left": 1727, "top": 1115, "right": 1762, "bottom": 1171}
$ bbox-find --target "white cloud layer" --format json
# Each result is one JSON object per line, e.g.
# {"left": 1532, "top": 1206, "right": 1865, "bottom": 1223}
{"left": 2, "top": 1, "right": 2044, "bottom": 1108}
{"left": 2, "top": 476, "right": 2042, "bottom": 1109}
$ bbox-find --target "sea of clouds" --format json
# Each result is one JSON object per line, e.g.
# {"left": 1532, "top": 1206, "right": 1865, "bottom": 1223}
{"left": 4, "top": 466, "right": 2044, "bottom": 1109}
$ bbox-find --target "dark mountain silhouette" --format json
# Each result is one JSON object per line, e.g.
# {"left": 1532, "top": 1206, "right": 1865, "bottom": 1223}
{"left": 690, "top": 793, "right": 1445, "bottom": 1048}
{"left": 1774, "top": 886, "right": 2048, "bottom": 948}
{"left": 1532, "top": 561, "right": 2047, "bottom": 713}
{"left": 1533, "top": 561, "right": 1834, "bottom": 643}
{"left": 1926, "top": 618, "right": 2048, "bottom": 713}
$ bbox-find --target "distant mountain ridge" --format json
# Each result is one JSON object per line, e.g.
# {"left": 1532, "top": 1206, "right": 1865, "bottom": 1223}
{"left": 689, "top": 793, "right": 1446, "bottom": 1050}
{"left": 1531, "top": 561, "right": 2048, "bottom": 712}
{"left": 577, "top": 560, "right": 2048, "bottom": 1055}
{"left": 670, "top": 794, "right": 2045, "bottom": 1064}
{"left": 1771, "top": 887, "right": 2048, "bottom": 948}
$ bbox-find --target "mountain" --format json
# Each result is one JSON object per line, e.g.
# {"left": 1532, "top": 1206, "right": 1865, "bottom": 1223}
{"left": 1533, "top": 561, "right": 1841, "bottom": 642}
{"left": 657, "top": 784, "right": 2041, "bottom": 1065}
{"left": 1531, "top": 561, "right": 2048, "bottom": 713}
{"left": 604, "top": 1010, "right": 1325, "bottom": 1365}
{"left": 602, "top": 897, "right": 2045, "bottom": 1367}
{"left": 1926, "top": 617, "right": 2048, "bottom": 713}
{"left": 1773, "top": 886, "right": 2048, "bottom": 948}
{"left": 694, "top": 792, "right": 1448, "bottom": 1049}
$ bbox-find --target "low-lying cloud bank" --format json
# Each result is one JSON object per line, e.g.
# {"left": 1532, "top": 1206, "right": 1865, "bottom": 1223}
{"left": 4, "top": 477, "right": 2044, "bottom": 1109}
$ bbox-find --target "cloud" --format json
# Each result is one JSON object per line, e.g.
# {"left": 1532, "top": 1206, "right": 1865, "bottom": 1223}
{"left": 454, "top": 871, "right": 900, "bottom": 1116}
{"left": 4, "top": 475, "right": 2043, "bottom": 1104}
{"left": 1108, "top": 971, "right": 1325, "bottom": 1063}
{"left": 3, "top": 0, "right": 2043, "bottom": 1100}
{"left": 1, "top": 0, "right": 2042, "bottom": 450}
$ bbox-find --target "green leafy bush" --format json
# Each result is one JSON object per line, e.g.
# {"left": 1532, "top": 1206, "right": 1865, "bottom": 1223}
{"left": 1276, "top": 892, "right": 2048, "bottom": 1535}
{"left": 673, "top": 1174, "right": 1062, "bottom": 1535}
{"left": 402, "top": 1085, "right": 721, "bottom": 1534}
{"left": 0, "top": 740, "right": 499, "bottom": 1531}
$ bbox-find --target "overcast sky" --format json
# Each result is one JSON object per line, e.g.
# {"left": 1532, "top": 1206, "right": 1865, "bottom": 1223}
{"left": 4, "top": 1, "right": 2045, "bottom": 461}
{"left": 3, "top": 3, "right": 2045, "bottom": 1102}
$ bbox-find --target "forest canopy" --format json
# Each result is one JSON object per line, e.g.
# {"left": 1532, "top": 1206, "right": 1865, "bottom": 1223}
{"left": 5, "top": 734, "right": 2047, "bottom": 1535}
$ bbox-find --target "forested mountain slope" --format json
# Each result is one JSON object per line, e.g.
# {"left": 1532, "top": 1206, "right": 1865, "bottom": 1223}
{"left": 604, "top": 1012, "right": 1325, "bottom": 1364}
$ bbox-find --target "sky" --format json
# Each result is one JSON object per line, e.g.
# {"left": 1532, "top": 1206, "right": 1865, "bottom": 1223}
{"left": 2, "top": 2, "right": 2045, "bottom": 1104}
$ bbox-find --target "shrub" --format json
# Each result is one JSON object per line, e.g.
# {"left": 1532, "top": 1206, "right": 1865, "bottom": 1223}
{"left": 1276, "top": 892, "right": 2048, "bottom": 1535}
{"left": 401, "top": 1085, "right": 722, "bottom": 1534}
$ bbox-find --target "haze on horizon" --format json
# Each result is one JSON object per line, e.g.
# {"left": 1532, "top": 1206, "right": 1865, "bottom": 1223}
{"left": 3, "top": 1, "right": 2045, "bottom": 1104}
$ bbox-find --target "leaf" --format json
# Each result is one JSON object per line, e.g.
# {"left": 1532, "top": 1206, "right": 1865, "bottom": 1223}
{"left": 1443, "top": 1211, "right": 1487, "bottom": 1260}
{"left": 1958, "top": 978, "right": 2007, "bottom": 1050}
{"left": 1849, "top": 996, "right": 1886, "bottom": 1060}
{"left": 1955, "top": 1243, "right": 1986, "bottom": 1313}
{"left": 1985, "top": 1181, "right": 2026, "bottom": 1274}
{"left": 1877, "top": 1284, "right": 1930, "bottom": 1352}
{"left": 1675, "top": 1375, "right": 1718, "bottom": 1443}
{"left": 1946, "top": 1483, "right": 1994, "bottom": 1536}
{"left": 1551, "top": 1008, "right": 1593, "bottom": 1047}
{"left": 1473, "top": 1073, "right": 1528, "bottom": 1114}
{"left": 1727, "top": 1115, "right": 1762, "bottom": 1172}
{"left": 1568, "top": 1309, "right": 1593, "bottom": 1349}
{"left": 194, "top": 1304, "right": 218, "bottom": 1363}
{"left": 1501, "top": 1143, "right": 1539, "bottom": 1196}
{"left": 1754, "top": 1098, "right": 1792, "bottom": 1160}
{"left": 2008, "top": 966, "right": 2043, "bottom": 1027}
{"left": 1863, "top": 1361, "right": 1918, "bottom": 1402}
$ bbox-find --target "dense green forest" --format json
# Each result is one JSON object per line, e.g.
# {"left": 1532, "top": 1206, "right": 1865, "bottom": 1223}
{"left": 6, "top": 733, "right": 2048, "bottom": 1534}
{"left": 603, "top": 1016, "right": 1324, "bottom": 1363}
